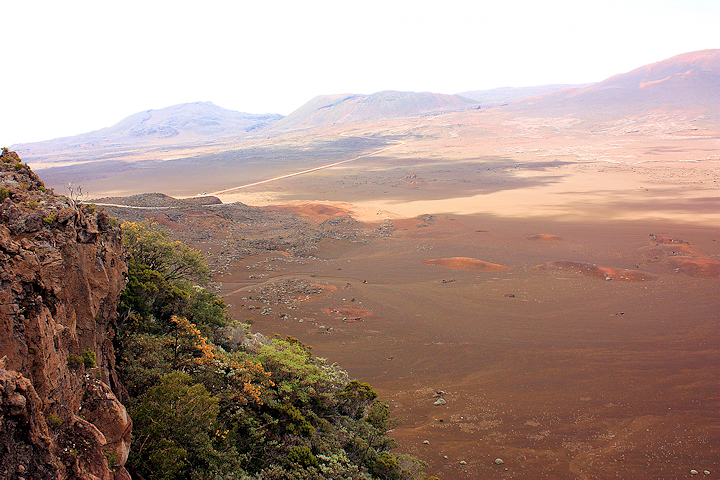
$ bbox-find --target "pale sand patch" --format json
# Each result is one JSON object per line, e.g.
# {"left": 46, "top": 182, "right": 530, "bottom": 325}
{"left": 214, "top": 191, "right": 285, "bottom": 206}
{"left": 212, "top": 194, "right": 405, "bottom": 223}
{"left": 212, "top": 185, "right": 720, "bottom": 225}
{"left": 176, "top": 114, "right": 720, "bottom": 227}
{"left": 345, "top": 168, "right": 720, "bottom": 225}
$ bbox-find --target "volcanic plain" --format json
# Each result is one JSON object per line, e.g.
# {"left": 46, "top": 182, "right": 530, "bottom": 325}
{"left": 85, "top": 107, "right": 720, "bottom": 479}
{"left": 23, "top": 50, "right": 720, "bottom": 479}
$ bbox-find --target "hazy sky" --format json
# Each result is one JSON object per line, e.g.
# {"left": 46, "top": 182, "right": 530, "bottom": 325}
{"left": 3, "top": 0, "right": 718, "bottom": 146}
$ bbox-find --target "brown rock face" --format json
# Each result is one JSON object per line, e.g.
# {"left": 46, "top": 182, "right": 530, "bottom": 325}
{"left": 0, "top": 149, "right": 130, "bottom": 479}
{"left": 0, "top": 367, "right": 57, "bottom": 478}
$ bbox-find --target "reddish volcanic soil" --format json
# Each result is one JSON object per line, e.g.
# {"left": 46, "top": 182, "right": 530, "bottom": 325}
{"left": 526, "top": 234, "right": 565, "bottom": 242}
{"left": 668, "top": 257, "right": 720, "bottom": 278}
{"left": 72, "top": 103, "right": 720, "bottom": 479}
{"left": 422, "top": 257, "right": 511, "bottom": 271}
{"left": 532, "top": 261, "right": 656, "bottom": 282}
{"left": 264, "top": 202, "right": 352, "bottom": 221}
{"left": 212, "top": 214, "right": 720, "bottom": 480}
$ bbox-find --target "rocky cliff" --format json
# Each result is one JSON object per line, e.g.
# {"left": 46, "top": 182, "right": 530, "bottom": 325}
{"left": 0, "top": 149, "right": 131, "bottom": 479}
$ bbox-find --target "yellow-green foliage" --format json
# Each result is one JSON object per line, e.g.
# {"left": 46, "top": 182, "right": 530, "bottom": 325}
{"left": 128, "top": 372, "right": 223, "bottom": 480}
{"left": 82, "top": 350, "right": 97, "bottom": 368}
{"left": 116, "top": 221, "right": 429, "bottom": 480}
{"left": 47, "top": 413, "right": 63, "bottom": 428}
{"left": 69, "top": 350, "right": 96, "bottom": 368}
{"left": 121, "top": 221, "right": 209, "bottom": 283}
{"left": 67, "top": 354, "right": 83, "bottom": 369}
{"left": 103, "top": 450, "right": 118, "bottom": 468}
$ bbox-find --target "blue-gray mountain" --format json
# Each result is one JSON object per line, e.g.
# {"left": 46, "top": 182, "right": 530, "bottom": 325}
{"left": 11, "top": 102, "right": 282, "bottom": 164}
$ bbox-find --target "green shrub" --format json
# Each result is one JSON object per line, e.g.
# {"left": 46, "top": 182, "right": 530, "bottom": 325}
{"left": 372, "top": 452, "right": 400, "bottom": 480}
{"left": 27, "top": 200, "right": 38, "bottom": 209}
{"left": 38, "top": 185, "right": 47, "bottom": 193}
{"left": 287, "top": 446, "right": 319, "bottom": 469}
{"left": 116, "top": 225, "right": 430, "bottom": 480}
{"left": 275, "top": 403, "right": 315, "bottom": 437}
{"left": 43, "top": 213, "right": 57, "bottom": 225}
{"left": 127, "top": 372, "right": 223, "bottom": 480}
{"left": 47, "top": 413, "right": 63, "bottom": 427}
{"left": 121, "top": 221, "right": 209, "bottom": 284}
{"left": 0, "top": 187, "right": 9, "bottom": 201}
{"left": 67, "top": 354, "right": 83, "bottom": 369}
{"left": 82, "top": 350, "right": 97, "bottom": 368}
{"left": 14, "top": 162, "right": 24, "bottom": 171}
{"left": 103, "top": 450, "right": 118, "bottom": 468}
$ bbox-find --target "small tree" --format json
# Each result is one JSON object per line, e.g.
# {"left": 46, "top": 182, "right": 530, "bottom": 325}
{"left": 122, "top": 221, "right": 209, "bottom": 284}
{"left": 128, "top": 372, "right": 224, "bottom": 479}
{"left": 65, "top": 183, "right": 89, "bottom": 209}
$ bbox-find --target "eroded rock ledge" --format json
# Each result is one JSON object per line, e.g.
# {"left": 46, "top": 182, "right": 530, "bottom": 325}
{"left": 0, "top": 149, "right": 130, "bottom": 479}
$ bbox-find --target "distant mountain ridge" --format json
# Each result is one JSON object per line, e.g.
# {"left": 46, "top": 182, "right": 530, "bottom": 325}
{"left": 272, "top": 91, "right": 479, "bottom": 130}
{"left": 12, "top": 49, "right": 719, "bottom": 168}
{"left": 512, "top": 49, "right": 720, "bottom": 117}
{"left": 12, "top": 102, "right": 282, "bottom": 164}
{"left": 457, "top": 84, "right": 595, "bottom": 106}
{"left": 109, "top": 101, "right": 282, "bottom": 139}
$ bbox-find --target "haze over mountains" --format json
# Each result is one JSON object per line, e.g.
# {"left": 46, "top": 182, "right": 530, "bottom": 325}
{"left": 512, "top": 49, "right": 720, "bottom": 117}
{"left": 271, "top": 91, "right": 480, "bottom": 130}
{"left": 456, "top": 84, "right": 595, "bottom": 106}
{"left": 13, "top": 102, "right": 282, "bottom": 165}
{"left": 11, "top": 49, "right": 720, "bottom": 170}
{"left": 5, "top": 49, "right": 720, "bottom": 480}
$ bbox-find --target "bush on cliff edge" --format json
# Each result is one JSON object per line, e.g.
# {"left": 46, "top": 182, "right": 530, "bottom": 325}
{"left": 116, "top": 221, "right": 429, "bottom": 480}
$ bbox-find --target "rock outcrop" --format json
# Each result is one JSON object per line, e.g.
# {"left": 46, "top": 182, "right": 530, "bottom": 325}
{"left": 0, "top": 149, "right": 130, "bottom": 479}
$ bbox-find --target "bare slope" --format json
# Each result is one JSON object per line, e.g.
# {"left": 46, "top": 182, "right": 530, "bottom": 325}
{"left": 513, "top": 49, "right": 720, "bottom": 117}
{"left": 12, "top": 101, "right": 283, "bottom": 165}
{"left": 272, "top": 91, "right": 479, "bottom": 130}
{"left": 457, "top": 84, "right": 594, "bottom": 106}
{"left": 97, "top": 194, "right": 720, "bottom": 480}
{"left": 13, "top": 49, "right": 720, "bottom": 190}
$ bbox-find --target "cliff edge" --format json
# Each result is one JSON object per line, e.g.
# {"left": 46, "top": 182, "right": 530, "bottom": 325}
{"left": 0, "top": 149, "right": 131, "bottom": 479}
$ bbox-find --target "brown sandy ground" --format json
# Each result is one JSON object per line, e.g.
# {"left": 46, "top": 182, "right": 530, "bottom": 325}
{"left": 229, "top": 215, "right": 718, "bottom": 480}
{"left": 76, "top": 110, "right": 720, "bottom": 479}
{"left": 232, "top": 214, "right": 719, "bottom": 480}
{"left": 46, "top": 108, "right": 720, "bottom": 228}
{"left": 104, "top": 198, "right": 719, "bottom": 480}
{"left": 532, "top": 261, "right": 656, "bottom": 282}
